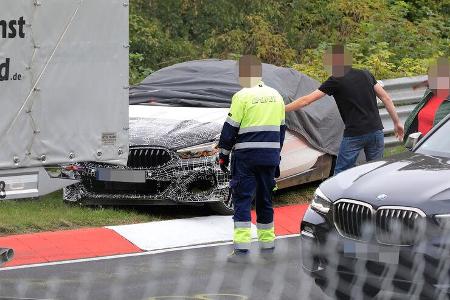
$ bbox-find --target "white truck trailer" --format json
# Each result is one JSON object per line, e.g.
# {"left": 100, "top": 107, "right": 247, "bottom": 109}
{"left": 0, "top": 0, "right": 129, "bottom": 201}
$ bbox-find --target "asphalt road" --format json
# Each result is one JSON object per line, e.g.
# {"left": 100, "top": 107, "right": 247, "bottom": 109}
{"left": 0, "top": 237, "right": 332, "bottom": 300}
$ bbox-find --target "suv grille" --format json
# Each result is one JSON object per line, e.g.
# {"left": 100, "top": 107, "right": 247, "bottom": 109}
{"left": 334, "top": 200, "right": 426, "bottom": 246}
{"left": 334, "top": 200, "right": 373, "bottom": 241}
{"left": 376, "top": 207, "right": 425, "bottom": 246}
{"left": 127, "top": 147, "right": 172, "bottom": 169}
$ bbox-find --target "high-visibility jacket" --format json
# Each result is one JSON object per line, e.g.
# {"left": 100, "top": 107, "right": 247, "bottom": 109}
{"left": 218, "top": 81, "right": 286, "bottom": 166}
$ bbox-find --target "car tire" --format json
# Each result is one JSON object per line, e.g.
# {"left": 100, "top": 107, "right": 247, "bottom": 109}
{"left": 208, "top": 189, "right": 234, "bottom": 215}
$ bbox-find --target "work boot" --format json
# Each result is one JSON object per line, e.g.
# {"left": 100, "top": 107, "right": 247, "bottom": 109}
{"left": 227, "top": 249, "right": 250, "bottom": 263}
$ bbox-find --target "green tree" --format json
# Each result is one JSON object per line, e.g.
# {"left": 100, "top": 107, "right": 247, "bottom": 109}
{"left": 129, "top": 0, "right": 449, "bottom": 84}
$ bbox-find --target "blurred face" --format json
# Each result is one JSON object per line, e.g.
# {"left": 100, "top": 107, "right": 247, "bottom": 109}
{"left": 239, "top": 55, "right": 262, "bottom": 88}
{"left": 323, "top": 45, "right": 353, "bottom": 77}
{"left": 428, "top": 57, "right": 450, "bottom": 97}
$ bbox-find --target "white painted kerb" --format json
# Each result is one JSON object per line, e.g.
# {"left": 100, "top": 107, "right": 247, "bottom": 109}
{"left": 107, "top": 216, "right": 258, "bottom": 251}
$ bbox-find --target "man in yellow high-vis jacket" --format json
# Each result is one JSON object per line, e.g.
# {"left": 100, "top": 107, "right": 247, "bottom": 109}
{"left": 218, "top": 55, "right": 286, "bottom": 262}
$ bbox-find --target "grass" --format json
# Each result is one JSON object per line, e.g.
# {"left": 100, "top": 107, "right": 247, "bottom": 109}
{"left": 384, "top": 145, "right": 407, "bottom": 157}
{"left": 0, "top": 188, "right": 315, "bottom": 236}
{"left": 0, "top": 191, "right": 215, "bottom": 236}
{"left": 0, "top": 192, "right": 160, "bottom": 236}
{"left": 274, "top": 183, "right": 318, "bottom": 207}
{"left": 0, "top": 145, "right": 408, "bottom": 236}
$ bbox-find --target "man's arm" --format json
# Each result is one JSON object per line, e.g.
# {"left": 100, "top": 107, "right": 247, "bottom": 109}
{"left": 218, "top": 102, "right": 242, "bottom": 154}
{"left": 280, "top": 102, "right": 286, "bottom": 149}
{"left": 276, "top": 101, "right": 286, "bottom": 178}
{"left": 374, "top": 83, "right": 404, "bottom": 141}
{"left": 285, "top": 89, "right": 326, "bottom": 112}
{"left": 218, "top": 116, "right": 239, "bottom": 155}
{"left": 217, "top": 95, "right": 244, "bottom": 172}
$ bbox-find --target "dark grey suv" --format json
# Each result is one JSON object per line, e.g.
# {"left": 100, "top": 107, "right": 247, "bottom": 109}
{"left": 301, "top": 114, "right": 450, "bottom": 299}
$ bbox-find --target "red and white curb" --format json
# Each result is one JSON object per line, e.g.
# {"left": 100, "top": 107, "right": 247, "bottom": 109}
{"left": 0, "top": 204, "right": 308, "bottom": 269}
{"left": 107, "top": 216, "right": 252, "bottom": 251}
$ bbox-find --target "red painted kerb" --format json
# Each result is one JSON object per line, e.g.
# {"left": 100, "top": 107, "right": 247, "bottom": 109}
{"left": 0, "top": 204, "right": 309, "bottom": 267}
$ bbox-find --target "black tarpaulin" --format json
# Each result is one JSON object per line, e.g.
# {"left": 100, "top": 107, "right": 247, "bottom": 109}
{"left": 130, "top": 59, "right": 344, "bottom": 155}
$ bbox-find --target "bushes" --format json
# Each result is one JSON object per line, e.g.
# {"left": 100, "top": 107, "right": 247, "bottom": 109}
{"left": 204, "top": 15, "right": 296, "bottom": 66}
{"left": 129, "top": 9, "right": 200, "bottom": 83}
{"left": 129, "top": 0, "right": 449, "bottom": 84}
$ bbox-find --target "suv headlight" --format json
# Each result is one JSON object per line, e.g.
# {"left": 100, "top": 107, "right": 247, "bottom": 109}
{"left": 176, "top": 142, "right": 218, "bottom": 159}
{"left": 435, "top": 214, "right": 450, "bottom": 229}
{"left": 310, "top": 188, "right": 332, "bottom": 214}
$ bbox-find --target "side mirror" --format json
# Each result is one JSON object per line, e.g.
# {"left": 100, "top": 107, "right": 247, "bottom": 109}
{"left": 405, "top": 132, "right": 422, "bottom": 150}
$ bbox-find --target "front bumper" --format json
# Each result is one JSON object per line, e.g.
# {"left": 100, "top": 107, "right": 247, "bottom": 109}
{"left": 301, "top": 207, "right": 450, "bottom": 295}
{"left": 67, "top": 156, "right": 229, "bottom": 205}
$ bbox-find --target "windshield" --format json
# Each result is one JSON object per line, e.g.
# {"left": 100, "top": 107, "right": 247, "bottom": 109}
{"left": 416, "top": 118, "right": 450, "bottom": 158}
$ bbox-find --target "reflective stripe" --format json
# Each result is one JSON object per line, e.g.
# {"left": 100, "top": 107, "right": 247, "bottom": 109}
{"left": 259, "top": 240, "right": 275, "bottom": 249}
{"left": 235, "top": 242, "right": 251, "bottom": 250}
{"left": 234, "top": 142, "right": 280, "bottom": 150}
{"left": 238, "top": 125, "right": 280, "bottom": 135}
{"left": 234, "top": 221, "right": 252, "bottom": 228}
{"left": 225, "top": 117, "right": 240, "bottom": 128}
{"left": 220, "top": 148, "right": 230, "bottom": 155}
{"left": 257, "top": 222, "right": 274, "bottom": 230}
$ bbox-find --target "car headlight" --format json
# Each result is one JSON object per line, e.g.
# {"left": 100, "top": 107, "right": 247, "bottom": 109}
{"left": 176, "top": 142, "right": 218, "bottom": 159}
{"left": 310, "top": 188, "right": 332, "bottom": 214}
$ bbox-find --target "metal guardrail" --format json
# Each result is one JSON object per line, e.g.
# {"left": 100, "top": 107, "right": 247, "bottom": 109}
{"left": 378, "top": 75, "right": 427, "bottom": 146}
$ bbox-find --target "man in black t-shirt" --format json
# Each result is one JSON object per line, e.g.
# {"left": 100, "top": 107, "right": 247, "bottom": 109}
{"left": 286, "top": 45, "right": 404, "bottom": 175}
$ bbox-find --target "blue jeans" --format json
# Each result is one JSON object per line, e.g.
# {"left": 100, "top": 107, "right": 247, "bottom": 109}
{"left": 334, "top": 130, "right": 384, "bottom": 175}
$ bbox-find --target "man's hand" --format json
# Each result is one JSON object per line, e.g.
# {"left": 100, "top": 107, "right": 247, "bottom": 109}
{"left": 394, "top": 121, "right": 405, "bottom": 141}
{"left": 218, "top": 153, "right": 230, "bottom": 173}
{"left": 374, "top": 83, "right": 404, "bottom": 141}
{"left": 275, "top": 156, "right": 281, "bottom": 178}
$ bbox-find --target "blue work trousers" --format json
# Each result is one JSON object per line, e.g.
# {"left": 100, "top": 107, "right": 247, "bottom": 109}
{"left": 230, "top": 157, "right": 276, "bottom": 224}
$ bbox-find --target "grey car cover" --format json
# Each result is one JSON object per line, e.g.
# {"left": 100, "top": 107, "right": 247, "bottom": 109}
{"left": 129, "top": 59, "right": 344, "bottom": 155}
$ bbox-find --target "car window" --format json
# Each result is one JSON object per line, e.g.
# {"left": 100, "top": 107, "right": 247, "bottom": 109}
{"left": 415, "top": 119, "right": 450, "bottom": 158}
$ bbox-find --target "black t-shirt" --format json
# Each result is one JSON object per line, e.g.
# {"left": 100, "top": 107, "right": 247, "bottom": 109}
{"left": 318, "top": 68, "right": 384, "bottom": 137}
